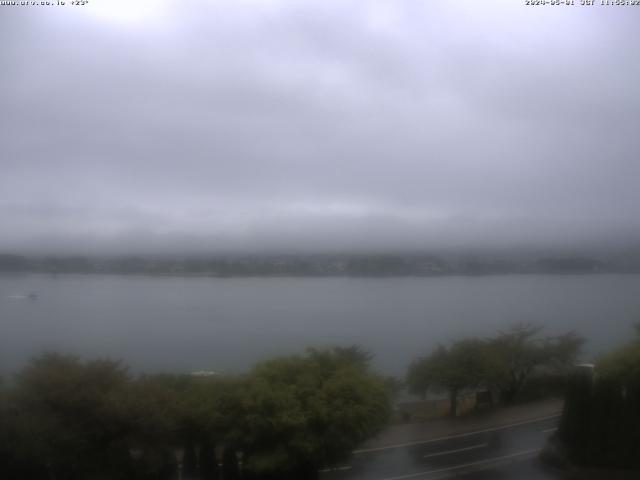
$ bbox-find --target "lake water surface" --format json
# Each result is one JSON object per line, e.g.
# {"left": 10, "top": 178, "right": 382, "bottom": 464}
{"left": 1, "top": 274, "right": 639, "bottom": 376}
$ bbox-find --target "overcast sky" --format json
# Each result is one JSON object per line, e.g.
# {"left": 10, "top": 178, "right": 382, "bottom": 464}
{"left": 1, "top": 0, "right": 639, "bottom": 254}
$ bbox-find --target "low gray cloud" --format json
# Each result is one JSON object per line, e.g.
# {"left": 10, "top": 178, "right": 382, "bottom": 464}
{"left": 1, "top": 0, "right": 639, "bottom": 253}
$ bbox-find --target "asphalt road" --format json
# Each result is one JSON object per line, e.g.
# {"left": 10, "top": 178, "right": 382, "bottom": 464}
{"left": 320, "top": 415, "right": 562, "bottom": 480}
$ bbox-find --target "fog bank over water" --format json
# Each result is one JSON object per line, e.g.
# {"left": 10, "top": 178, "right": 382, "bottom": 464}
{"left": 4, "top": 219, "right": 640, "bottom": 257}
{"left": 2, "top": 1, "right": 640, "bottom": 254}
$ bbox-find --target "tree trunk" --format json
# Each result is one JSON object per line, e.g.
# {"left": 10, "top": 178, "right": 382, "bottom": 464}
{"left": 200, "top": 437, "right": 219, "bottom": 480}
{"left": 222, "top": 447, "right": 240, "bottom": 480}
{"left": 183, "top": 439, "right": 197, "bottom": 478}
{"left": 449, "top": 388, "right": 459, "bottom": 417}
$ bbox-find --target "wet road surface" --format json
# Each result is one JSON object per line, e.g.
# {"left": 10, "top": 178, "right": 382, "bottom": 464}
{"left": 321, "top": 415, "right": 562, "bottom": 480}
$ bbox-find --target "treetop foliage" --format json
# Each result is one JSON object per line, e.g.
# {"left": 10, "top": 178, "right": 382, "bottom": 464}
{"left": 406, "top": 323, "right": 584, "bottom": 413}
{"left": 0, "top": 346, "right": 389, "bottom": 480}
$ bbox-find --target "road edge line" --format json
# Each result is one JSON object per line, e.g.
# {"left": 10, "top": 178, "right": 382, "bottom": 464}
{"left": 354, "top": 413, "right": 560, "bottom": 454}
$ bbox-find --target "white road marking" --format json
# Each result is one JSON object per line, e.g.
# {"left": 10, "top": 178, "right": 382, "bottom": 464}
{"left": 378, "top": 448, "right": 541, "bottom": 480}
{"left": 542, "top": 427, "right": 557, "bottom": 433}
{"left": 354, "top": 413, "right": 560, "bottom": 454}
{"left": 320, "top": 466, "right": 352, "bottom": 473}
{"left": 422, "top": 443, "right": 487, "bottom": 459}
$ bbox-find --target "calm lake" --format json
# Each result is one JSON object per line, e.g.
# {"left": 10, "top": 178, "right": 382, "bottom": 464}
{"left": 1, "top": 273, "right": 639, "bottom": 376}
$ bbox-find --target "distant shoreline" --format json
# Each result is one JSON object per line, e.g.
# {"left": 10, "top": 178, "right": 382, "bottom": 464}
{"left": 2, "top": 253, "right": 640, "bottom": 278}
{"left": 3, "top": 270, "right": 640, "bottom": 280}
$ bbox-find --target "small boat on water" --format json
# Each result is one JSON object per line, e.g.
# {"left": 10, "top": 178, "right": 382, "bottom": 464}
{"left": 7, "top": 293, "right": 38, "bottom": 301}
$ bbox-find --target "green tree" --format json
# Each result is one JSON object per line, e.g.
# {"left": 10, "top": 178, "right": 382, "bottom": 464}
{"left": 1, "top": 347, "right": 391, "bottom": 479}
{"left": 8, "top": 353, "right": 134, "bottom": 479}
{"left": 406, "top": 339, "right": 489, "bottom": 416}
{"left": 597, "top": 332, "right": 640, "bottom": 385}
{"left": 125, "top": 373, "right": 239, "bottom": 479}
{"left": 231, "top": 348, "right": 391, "bottom": 479}
{"left": 120, "top": 374, "right": 190, "bottom": 479}
{"left": 325, "top": 345, "right": 374, "bottom": 370}
{"left": 559, "top": 325, "right": 640, "bottom": 469}
{"left": 487, "top": 323, "right": 583, "bottom": 404}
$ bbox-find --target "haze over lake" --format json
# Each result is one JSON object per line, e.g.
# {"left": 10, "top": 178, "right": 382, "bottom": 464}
{"left": 2, "top": 273, "right": 638, "bottom": 376}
